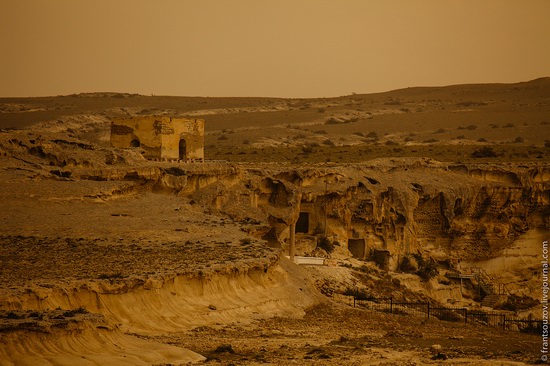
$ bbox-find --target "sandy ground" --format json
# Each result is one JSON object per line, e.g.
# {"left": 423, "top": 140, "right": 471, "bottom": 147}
{"left": 148, "top": 302, "right": 541, "bottom": 365}
{"left": 0, "top": 80, "right": 548, "bottom": 365}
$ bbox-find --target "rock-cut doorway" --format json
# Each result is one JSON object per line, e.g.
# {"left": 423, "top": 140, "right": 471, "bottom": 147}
{"left": 179, "top": 139, "right": 187, "bottom": 161}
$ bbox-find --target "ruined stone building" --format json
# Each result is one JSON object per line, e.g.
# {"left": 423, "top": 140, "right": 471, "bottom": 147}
{"left": 110, "top": 116, "right": 204, "bottom": 162}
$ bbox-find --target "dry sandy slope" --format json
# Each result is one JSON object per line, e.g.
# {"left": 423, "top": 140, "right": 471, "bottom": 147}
{"left": 0, "top": 320, "right": 205, "bottom": 366}
{"left": 0, "top": 257, "right": 324, "bottom": 365}
{"left": 0, "top": 137, "right": 326, "bottom": 364}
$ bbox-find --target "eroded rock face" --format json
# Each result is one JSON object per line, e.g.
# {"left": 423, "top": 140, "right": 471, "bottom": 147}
{"left": 1, "top": 130, "right": 548, "bottom": 269}
{"left": 145, "top": 159, "right": 549, "bottom": 269}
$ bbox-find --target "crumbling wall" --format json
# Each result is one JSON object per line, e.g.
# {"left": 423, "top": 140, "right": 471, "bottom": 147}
{"left": 111, "top": 116, "right": 204, "bottom": 161}
{"left": 161, "top": 118, "right": 204, "bottom": 161}
{"left": 111, "top": 116, "right": 161, "bottom": 159}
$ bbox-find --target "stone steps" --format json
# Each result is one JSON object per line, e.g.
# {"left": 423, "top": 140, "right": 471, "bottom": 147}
{"left": 481, "top": 293, "right": 506, "bottom": 308}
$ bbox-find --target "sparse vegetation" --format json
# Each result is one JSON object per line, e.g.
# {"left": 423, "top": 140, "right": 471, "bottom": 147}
{"left": 513, "top": 136, "right": 524, "bottom": 143}
{"left": 471, "top": 146, "right": 497, "bottom": 158}
{"left": 412, "top": 254, "right": 439, "bottom": 281}
{"left": 317, "top": 236, "right": 335, "bottom": 254}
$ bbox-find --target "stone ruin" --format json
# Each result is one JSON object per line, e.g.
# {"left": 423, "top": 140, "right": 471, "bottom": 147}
{"left": 110, "top": 116, "right": 204, "bottom": 162}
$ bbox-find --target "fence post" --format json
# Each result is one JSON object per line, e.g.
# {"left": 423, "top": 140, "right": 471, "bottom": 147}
{"left": 464, "top": 308, "right": 468, "bottom": 324}
{"left": 390, "top": 297, "right": 393, "bottom": 314}
{"left": 427, "top": 302, "right": 430, "bottom": 319}
{"left": 353, "top": 295, "right": 356, "bottom": 308}
{"left": 502, "top": 315, "right": 506, "bottom": 331}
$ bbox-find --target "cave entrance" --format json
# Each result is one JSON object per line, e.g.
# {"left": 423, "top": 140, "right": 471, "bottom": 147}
{"left": 296, "top": 212, "right": 309, "bottom": 233}
{"left": 262, "top": 227, "right": 281, "bottom": 249}
{"left": 179, "top": 139, "right": 187, "bottom": 161}
{"left": 130, "top": 139, "right": 140, "bottom": 147}
{"left": 348, "top": 239, "right": 366, "bottom": 259}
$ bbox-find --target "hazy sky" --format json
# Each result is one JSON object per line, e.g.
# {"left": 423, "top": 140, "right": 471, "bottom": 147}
{"left": 1, "top": 0, "right": 549, "bottom": 98}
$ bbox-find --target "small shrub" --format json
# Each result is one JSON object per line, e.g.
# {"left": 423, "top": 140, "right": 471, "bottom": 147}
{"left": 317, "top": 108, "right": 326, "bottom": 113}
{"left": 400, "top": 255, "right": 418, "bottom": 273}
{"left": 63, "top": 307, "right": 88, "bottom": 317}
{"left": 342, "top": 287, "right": 374, "bottom": 300}
{"left": 434, "top": 128, "right": 446, "bottom": 134}
{"left": 413, "top": 254, "right": 439, "bottom": 281}
{"left": 384, "top": 98, "right": 402, "bottom": 105}
{"left": 385, "top": 140, "right": 399, "bottom": 146}
{"left": 423, "top": 139, "right": 438, "bottom": 143}
{"left": 471, "top": 146, "right": 497, "bottom": 158}
{"left": 98, "top": 273, "right": 124, "bottom": 280}
{"left": 301, "top": 146, "right": 313, "bottom": 154}
{"left": 503, "top": 123, "right": 515, "bottom": 128}
{"left": 477, "top": 138, "right": 487, "bottom": 142}
{"left": 6, "top": 312, "right": 24, "bottom": 320}
{"left": 218, "top": 135, "right": 228, "bottom": 140}
{"left": 513, "top": 136, "right": 524, "bottom": 143}
{"left": 366, "top": 131, "right": 378, "bottom": 139}
{"left": 322, "top": 139, "right": 335, "bottom": 146}
{"left": 214, "top": 344, "right": 235, "bottom": 354}
{"left": 465, "top": 124, "right": 478, "bottom": 130}
{"left": 240, "top": 238, "right": 252, "bottom": 245}
{"left": 242, "top": 139, "right": 251, "bottom": 145}
{"left": 455, "top": 101, "right": 487, "bottom": 107}
{"left": 317, "top": 236, "right": 334, "bottom": 253}
{"left": 455, "top": 135, "right": 465, "bottom": 139}
{"left": 315, "top": 130, "right": 328, "bottom": 134}
{"left": 496, "top": 295, "right": 539, "bottom": 312}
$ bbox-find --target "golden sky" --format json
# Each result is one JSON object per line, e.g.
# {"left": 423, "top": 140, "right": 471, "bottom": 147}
{"left": 1, "top": 0, "right": 549, "bottom": 97}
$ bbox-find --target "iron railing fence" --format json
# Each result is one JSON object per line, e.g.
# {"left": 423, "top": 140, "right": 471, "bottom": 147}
{"left": 333, "top": 295, "right": 543, "bottom": 334}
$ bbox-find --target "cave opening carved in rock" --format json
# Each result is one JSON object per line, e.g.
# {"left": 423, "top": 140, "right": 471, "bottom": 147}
{"left": 296, "top": 212, "right": 309, "bottom": 234}
{"left": 348, "top": 238, "right": 366, "bottom": 259}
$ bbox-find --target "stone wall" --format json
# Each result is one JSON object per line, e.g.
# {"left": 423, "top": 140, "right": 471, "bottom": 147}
{"left": 111, "top": 116, "right": 204, "bottom": 161}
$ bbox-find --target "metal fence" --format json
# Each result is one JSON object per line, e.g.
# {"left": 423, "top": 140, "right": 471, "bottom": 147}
{"left": 338, "top": 295, "right": 543, "bottom": 334}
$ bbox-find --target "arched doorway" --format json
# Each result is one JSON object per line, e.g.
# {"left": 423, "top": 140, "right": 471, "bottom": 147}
{"left": 179, "top": 139, "right": 187, "bottom": 161}
{"left": 130, "top": 139, "right": 140, "bottom": 147}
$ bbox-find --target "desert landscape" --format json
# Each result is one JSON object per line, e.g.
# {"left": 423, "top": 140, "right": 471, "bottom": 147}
{"left": 0, "top": 78, "right": 549, "bottom": 365}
